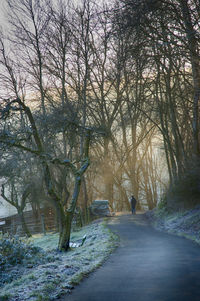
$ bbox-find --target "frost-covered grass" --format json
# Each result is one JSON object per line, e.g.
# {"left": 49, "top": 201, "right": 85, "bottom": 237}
{"left": 146, "top": 205, "right": 200, "bottom": 245}
{"left": 0, "top": 221, "right": 118, "bottom": 301}
{"left": 29, "top": 232, "right": 59, "bottom": 251}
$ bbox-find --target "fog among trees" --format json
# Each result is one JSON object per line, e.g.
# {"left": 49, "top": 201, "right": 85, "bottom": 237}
{"left": 0, "top": 0, "right": 200, "bottom": 250}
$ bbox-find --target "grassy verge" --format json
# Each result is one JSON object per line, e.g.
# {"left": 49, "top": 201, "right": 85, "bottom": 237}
{"left": 0, "top": 220, "right": 118, "bottom": 301}
{"left": 146, "top": 205, "right": 200, "bottom": 245}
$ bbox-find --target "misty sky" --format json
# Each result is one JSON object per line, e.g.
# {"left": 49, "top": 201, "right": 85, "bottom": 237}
{"left": 0, "top": 0, "right": 7, "bottom": 28}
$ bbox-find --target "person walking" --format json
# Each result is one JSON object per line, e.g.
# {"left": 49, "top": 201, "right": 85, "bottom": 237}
{"left": 130, "top": 195, "right": 137, "bottom": 215}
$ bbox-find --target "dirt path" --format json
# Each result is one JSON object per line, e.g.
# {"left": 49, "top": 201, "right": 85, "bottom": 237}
{"left": 61, "top": 213, "right": 200, "bottom": 301}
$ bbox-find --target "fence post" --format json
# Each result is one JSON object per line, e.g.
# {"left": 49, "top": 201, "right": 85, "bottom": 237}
{"left": 41, "top": 214, "right": 46, "bottom": 235}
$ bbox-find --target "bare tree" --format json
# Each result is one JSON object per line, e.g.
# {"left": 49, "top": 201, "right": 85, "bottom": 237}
{"left": 0, "top": 0, "right": 92, "bottom": 250}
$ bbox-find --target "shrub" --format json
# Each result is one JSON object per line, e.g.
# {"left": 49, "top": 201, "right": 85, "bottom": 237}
{"left": 0, "top": 235, "right": 43, "bottom": 287}
{"left": 0, "top": 234, "right": 41, "bottom": 270}
{"left": 0, "top": 293, "right": 11, "bottom": 300}
{"left": 0, "top": 234, "right": 56, "bottom": 287}
{"left": 166, "top": 158, "right": 200, "bottom": 209}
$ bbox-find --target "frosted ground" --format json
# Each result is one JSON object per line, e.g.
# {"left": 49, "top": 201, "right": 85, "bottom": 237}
{"left": 0, "top": 220, "right": 118, "bottom": 301}
{"left": 146, "top": 205, "right": 200, "bottom": 244}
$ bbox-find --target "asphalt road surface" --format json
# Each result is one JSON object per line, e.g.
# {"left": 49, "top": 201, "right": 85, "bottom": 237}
{"left": 61, "top": 213, "right": 200, "bottom": 301}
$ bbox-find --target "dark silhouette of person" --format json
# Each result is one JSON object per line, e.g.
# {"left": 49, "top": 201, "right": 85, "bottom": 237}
{"left": 130, "top": 195, "right": 137, "bottom": 214}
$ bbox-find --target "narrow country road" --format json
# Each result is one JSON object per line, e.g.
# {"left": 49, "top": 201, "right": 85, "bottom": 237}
{"left": 61, "top": 214, "right": 200, "bottom": 301}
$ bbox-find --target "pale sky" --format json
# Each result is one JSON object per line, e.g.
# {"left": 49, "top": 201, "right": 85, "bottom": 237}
{"left": 0, "top": 0, "right": 7, "bottom": 29}
{"left": 0, "top": 0, "right": 6, "bottom": 19}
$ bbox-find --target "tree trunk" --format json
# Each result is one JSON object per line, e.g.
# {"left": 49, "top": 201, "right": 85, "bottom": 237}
{"left": 81, "top": 175, "right": 89, "bottom": 224}
{"left": 180, "top": 0, "right": 200, "bottom": 157}
{"left": 103, "top": 137, "right": 113, "bottom": 205}
{"left": 18, "top": 210, "right": 32, "bottom": 238}
{"left": 58, "top": 208, "right": 71, "bottom": 251}
{"left": 58, "top": 174, "right": 82, "bottom": 251}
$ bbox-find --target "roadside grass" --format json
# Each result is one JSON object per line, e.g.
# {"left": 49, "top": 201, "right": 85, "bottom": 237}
{"left": 147, "top": 205, "right": 200, "bottom": 246}
{"left": 0, "top": 220, "right": 118, "bottom": 301}
{"left": 29, "top": 232, "right": 59, "bottom": 251}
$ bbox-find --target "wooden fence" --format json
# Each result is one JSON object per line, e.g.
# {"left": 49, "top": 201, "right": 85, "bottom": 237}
{"left": 0, "top": 207, "right": 57, "bottom": 236}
